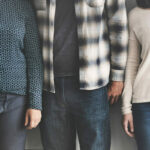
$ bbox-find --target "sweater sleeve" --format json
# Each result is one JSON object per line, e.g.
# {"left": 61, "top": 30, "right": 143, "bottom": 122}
{"left": 106, "top": 0, "right": 128, "bottom": 81}
{"left": 24, "top": 3, "right": 43, "bottom": 110}
{"left": 122, "top": 13, "right": 141, "bottom": 115}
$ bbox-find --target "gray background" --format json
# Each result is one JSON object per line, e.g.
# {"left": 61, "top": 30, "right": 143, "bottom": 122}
{"left": 25, "top": 0, "right": 137, "bottom": 149}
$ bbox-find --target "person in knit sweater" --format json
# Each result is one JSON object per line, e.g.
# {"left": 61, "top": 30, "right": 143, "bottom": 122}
{"left": 122, "top": 0, "right": 150, "bottom": 149}
{"left": 0, "top": 0, "right": 43, "bottom": 149}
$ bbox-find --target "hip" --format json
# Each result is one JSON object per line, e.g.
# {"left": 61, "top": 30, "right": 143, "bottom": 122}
{"left": 0, "top": 93, "right": 27, "bottom": 114}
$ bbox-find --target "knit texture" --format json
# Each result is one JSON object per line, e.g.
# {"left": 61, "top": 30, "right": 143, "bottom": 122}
{"left": 0, "top": 0, "right": 43, "bottom": 110}
{"left": 122, "top": 7, "right": 150, "bottom": 114}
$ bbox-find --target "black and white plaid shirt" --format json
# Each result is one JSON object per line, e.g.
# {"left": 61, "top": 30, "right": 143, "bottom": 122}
{"left": 33, "top": 0, "right": 128, "bottom": 93}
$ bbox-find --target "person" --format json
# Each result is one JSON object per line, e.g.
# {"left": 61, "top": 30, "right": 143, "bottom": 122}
{"left": 122, "top": 0, "right": 150, "bottom": 150}
{"left": 34, "top": 0, "right": 128, "bottom": 149}
{"left": 0, "top": 0, "right": 43, "bottom": 149}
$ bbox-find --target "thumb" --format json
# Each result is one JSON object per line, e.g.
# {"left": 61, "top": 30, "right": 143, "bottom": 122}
{"left": 124, "top": 120, "right": 128, "bottom": 134}
{"left": 25, "top": 112, "right": 29, "bottom": 126}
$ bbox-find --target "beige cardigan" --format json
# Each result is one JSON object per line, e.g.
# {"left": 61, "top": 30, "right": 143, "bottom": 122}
{"left": 122, "top": 7, "right": 150, "bottom": 114}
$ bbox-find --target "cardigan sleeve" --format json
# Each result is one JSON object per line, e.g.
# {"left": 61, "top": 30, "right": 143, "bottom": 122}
{"left": 24, "top": 2, "right": 43, "bottom": 110}
{"left": 106, "top": 0, "right": 128, "bottom": 81}
{"left": 122, "top": 12, "right": 141, "bottom": 114}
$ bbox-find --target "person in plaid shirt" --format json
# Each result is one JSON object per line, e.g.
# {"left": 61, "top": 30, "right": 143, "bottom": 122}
{"left": 33, "top": 0, "right": 128, "bottom": 149}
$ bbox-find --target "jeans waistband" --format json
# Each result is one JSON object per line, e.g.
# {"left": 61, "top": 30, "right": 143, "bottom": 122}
{"left": 0, "top": 92, "right": 26, "bottom": 99}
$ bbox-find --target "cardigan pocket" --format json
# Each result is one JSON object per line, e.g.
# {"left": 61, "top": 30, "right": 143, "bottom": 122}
{"left": 85, "top": 0, "right": 105, "bottom": 7}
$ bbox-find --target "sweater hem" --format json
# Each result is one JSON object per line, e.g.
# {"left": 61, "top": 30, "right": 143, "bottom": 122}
{"left": 0, "top": 91, "right": 26, "bottom": 96}
{"left": 132, "top": 97, "right": 150, "bottom": 104}
{"left": 122, "top": 97, "right": 150, "bottom": 115}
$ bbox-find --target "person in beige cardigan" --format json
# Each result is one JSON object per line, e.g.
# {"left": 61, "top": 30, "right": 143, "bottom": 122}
{"left": 122, "top": 0, "right": 150, "bottom": 149}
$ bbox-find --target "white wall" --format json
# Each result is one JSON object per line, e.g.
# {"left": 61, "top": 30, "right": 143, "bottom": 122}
{"left": 25, "top": 0, "right": 137, "bottom": 149}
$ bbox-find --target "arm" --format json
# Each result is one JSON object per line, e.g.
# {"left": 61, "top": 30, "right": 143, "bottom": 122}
{"left": 106, "top": 0, "right": 128, "bottom": 103}
{"left": 24, "top": 3, "right": 43, "bottom": 129}
{"left": 24, "top": 6, "right": 43, "bottom": 110}
{"left": 122, "top": 19, "right": 141, "bottom": 115}
{"left": 122, "top": 12, "right": 141, "bottom": 137}
{"left": 106, "top": 0, "right": 128, "bottom": 81}
{"left": 122, "top": 34, "right": 140, "bottom": 137}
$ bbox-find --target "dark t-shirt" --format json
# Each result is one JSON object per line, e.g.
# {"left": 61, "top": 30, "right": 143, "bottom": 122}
{"left": 53, "top": 0, "right": 79, "bottom": 77}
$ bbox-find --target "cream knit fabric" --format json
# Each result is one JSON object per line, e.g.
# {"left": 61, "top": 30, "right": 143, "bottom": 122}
{"left": 122, "top": 7, "right": 150, "bottom": 114}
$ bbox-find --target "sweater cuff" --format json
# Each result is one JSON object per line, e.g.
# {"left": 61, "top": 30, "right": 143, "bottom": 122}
{"left": 122, "top": 106, "right": 132, "bottom": 115}
{"left": 28, "top": 93, "right": 42, "bottom": 110}
{"left": 110, "top": 69, "right": 125, "bottom": 81}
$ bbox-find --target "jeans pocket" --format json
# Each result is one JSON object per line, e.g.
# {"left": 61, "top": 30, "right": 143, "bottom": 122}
{"left": 85, "top": 0, "right": 105, "bottom": 7}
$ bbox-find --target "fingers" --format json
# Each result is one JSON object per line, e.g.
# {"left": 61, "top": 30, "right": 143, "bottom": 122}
{"left": 25, "top": 109, "right": 42, "bottom": 130}
{"left": 129, "top": 118, "right": 134, "bottom": 134}
{"left": 114, "top": 96, "right": 119, "bottom": 103}
{"left": 108, "top": 87, "right": 120, "bottom": 104}
{"left": 108, "top": 81, "right": 123, "bottom": 104}
{"left": 25, "top": 112, "right": 29, "bottom": 127}
{"left": 27, "top": 118, "right": 35, "bottom": 130}
{"left": 108, "top": 90, "right": 111, "bottom": 101}
{"left": 123, "top": 119, "right": 134, "bottom": 138}
{"left": 110, "top": 96, "right": 115, "bottom": 105}
{"left": 27, "top": 116, "right": 41, "bottom": 130}
{"left": 108, "top": 94, "right": 119, "bottom": 105}
{"left": 123, "top": 120, "right": 130, "bottom": 136}
{"left": 111, "top": 96, "right": 118, "bottom": 104}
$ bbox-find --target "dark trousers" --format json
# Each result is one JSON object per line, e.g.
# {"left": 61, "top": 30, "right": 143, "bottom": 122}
{"left": 0, "top": 93, "right": 27, "bottom": 150}
{"left": 40, "top": 76, "right": 110, "bottom": 150}
{"left": 133, "top": 103, "right": 150, "bottom": 150}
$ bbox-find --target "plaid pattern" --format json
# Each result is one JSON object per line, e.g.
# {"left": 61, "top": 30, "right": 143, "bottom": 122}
{"left": 34, "top": 0, "right": 128, "bottom": 93}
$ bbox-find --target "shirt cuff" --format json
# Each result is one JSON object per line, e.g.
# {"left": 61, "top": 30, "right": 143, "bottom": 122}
{"left": 110, "top": 69, "right": 125, "bottom": 81}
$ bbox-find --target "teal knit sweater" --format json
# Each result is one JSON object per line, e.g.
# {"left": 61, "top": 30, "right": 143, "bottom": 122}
{"left": 0, "top": 0, "right": 43, "bottom": 110}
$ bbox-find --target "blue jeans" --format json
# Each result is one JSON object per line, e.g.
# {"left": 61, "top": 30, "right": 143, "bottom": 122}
{"left": 0, "top": 93, "right": 27, "bottom": 150}
{"left": 133, "top": 103, "right": 150, "bottom": 150}
{"left": 40, "top": 76, "right": 110, "bottom": 150}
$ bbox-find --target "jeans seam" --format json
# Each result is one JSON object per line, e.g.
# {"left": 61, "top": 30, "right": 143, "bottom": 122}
{"left": 62, "top": 78, "right": 67, "bottom": 104}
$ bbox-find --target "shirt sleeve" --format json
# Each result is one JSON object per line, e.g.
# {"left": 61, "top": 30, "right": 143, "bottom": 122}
{"left": 105, "top": 0, "right": 128, "bottom": 81}
{"left": 24, "top": 3, "right": 43, "bottom": 110}
{"left": 122, "top": 13, "right": 141, "bottom": 114}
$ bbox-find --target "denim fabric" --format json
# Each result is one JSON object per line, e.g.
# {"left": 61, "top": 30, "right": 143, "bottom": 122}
{"left": 132, "top": 103, "right": 150, "bottom": 150}
{"left": 40, "top": 76, "right": 110, "bottom": 150}
{"left": 0, "top": 93, "right": 27, "bottom": 150}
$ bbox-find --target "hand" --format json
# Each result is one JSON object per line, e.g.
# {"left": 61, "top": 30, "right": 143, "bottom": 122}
{"left": 25, "top": 109, "right": 42, "bottom": 130}
{"left": 108, "top": 81, "right": 124, "bottom": 104}
{"left": 123, "top": 113, "right": 134, "bottom": 138}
